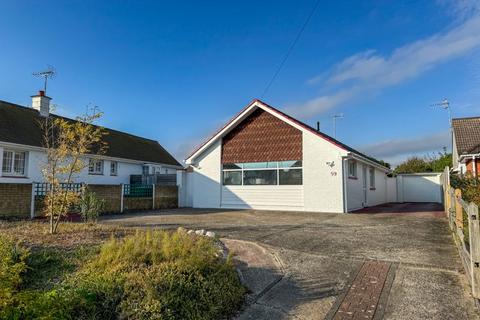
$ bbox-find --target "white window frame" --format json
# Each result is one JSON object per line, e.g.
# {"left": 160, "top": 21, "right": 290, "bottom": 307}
{"left": 222, "top": 161, "right": 302, "bottom": 186}
{"left": 348, "top": 160, "right": 357, "bottom": 178}
{"left": 369, "top": 167, "right": 375, "bottom": 189}
{"left": 2, "top": 149, "right": 27, "bottom": 177}
{"left": 89, "top": 159, "right": 104, "bottom": 175}
{"left": 110, "top": 161, "right": 118, "bottom": 176}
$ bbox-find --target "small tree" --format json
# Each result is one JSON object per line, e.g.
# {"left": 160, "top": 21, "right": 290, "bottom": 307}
{"left": 41, "top": 109, "right": 106, "bottom": 234}
{"left": 79, "top": 190, "right": 105, "bottom": 223}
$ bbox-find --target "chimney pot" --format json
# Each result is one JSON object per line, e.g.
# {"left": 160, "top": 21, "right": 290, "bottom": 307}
{"left": 39, "top": 90, "right": 45, "bottom": 96}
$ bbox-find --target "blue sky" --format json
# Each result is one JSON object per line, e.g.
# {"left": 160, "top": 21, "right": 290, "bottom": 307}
{"left": 1, "top": 0, "right": 479, "bottom": 165}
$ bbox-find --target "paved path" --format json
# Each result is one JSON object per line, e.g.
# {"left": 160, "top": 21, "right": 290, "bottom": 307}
{"left": 101, "top": 203, "right": 479, "bottom": 319}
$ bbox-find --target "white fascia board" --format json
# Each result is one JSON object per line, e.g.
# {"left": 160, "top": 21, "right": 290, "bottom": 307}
{"left": 347, "top": 153, "right": 390, "bottom": 172}
{"left": 185, "top": 100, "right": 348, "bottom": 164}
{"left": 0, "top": 140, "right": 183, "bottom": 169}
{"left": 459, "top": 154, "right": 480, "bottom": 162}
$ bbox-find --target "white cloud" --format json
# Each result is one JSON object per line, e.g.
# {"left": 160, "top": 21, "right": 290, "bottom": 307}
{"left": 358, "top": 131, "right": 450, "bottom": 166}
{"left": 291, "top": 5, "right": 480, "bottom": 118}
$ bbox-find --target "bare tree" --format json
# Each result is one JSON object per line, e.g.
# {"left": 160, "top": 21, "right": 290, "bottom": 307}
{"left": 40, "top": 109, "right": 106, "bottom": 234}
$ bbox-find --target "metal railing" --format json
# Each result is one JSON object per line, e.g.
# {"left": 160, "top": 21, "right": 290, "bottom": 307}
{"left": 130, "top": 174, "right": 176, "bottom": 186}
{"left": 123, "top": 184, "right": 153, "bottom": 198}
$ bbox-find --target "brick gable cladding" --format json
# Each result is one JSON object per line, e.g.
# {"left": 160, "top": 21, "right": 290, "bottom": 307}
{"left": 221, "top": 108, "right": 302, "bottom": 163}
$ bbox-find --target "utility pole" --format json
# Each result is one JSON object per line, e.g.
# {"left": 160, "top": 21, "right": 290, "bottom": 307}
{"left": 332, "top": 113, "right": 344, "bottom": 138}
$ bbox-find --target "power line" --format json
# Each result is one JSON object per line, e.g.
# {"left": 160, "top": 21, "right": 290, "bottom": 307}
{"left": 261, "top": 0, "right": 321, "bottom": 98}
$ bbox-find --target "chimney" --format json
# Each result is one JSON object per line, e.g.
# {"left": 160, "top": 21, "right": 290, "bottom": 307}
{"left": 316, "top": 121, "right": 320, "bottom": 132}
{"left": 31, "top": 90, "right": 51, "bottom": 117}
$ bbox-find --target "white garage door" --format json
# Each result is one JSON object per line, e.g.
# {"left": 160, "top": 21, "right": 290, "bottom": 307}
{"left": 398, "top": 173, "right": 442, "bottom": 203}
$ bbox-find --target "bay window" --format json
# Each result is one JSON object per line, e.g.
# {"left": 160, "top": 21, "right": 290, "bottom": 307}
{"left": 222, "top": 161, "right": 302, "bottom": 186}
{"left": 2, "top": 150, "right": 27, "bottom": 176}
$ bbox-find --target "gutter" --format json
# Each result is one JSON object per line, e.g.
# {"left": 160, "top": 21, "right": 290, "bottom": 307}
{"left": 347, "top": 152, "right": 391, "bottom": 173}
{"left": 0, "top": 141, "right": 183, "bottom": 169}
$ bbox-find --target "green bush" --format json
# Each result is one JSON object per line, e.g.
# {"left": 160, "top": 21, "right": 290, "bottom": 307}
{"left": 0, "top": 235, "right": 30, "bottom": 315}
{"left": 80, "top": 190, "right": 105, "bottom": 223}
{"left": 450, "top": 174, "right": 480, "bottom": 205}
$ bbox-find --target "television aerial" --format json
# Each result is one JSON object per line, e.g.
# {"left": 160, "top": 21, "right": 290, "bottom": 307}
{"left": 32, "top": 65, "right": 56, "bottom": 94}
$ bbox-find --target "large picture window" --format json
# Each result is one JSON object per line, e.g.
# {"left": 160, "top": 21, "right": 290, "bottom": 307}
{"left": 222, "top": 161, "right": 302, "bottom": 186}
{"left": 2, "top": 150, "right": 27, "bottom": 176}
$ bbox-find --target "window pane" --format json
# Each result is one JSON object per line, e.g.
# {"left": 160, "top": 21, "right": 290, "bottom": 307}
{"left": 278, "top": 160, "right": 302, "bottom": 168}
{"left": 13, "top": 152, "right": 25, "bottom": 175}
{"left": 2, "top": 151, "right": 13, "bottom": 173}
{"left": 243, "top": 162, "right": 277, "bottom": 169}
{"left": 111, "top": 162, "right": 118, "bottom": 175}
{"left": 243, "top": 170, "right": 277, "bottom": 185}
{"left": 369, "top": 168, "right": 375, "bottom": 188}
{"left": 223, "top": 163, "right": 242, "bottom": 170}
{"left": 223, "top": 171, "right": 242, "bottom": 185}
{"left": 279, "top": 168, "right": 302, "bottom": 185}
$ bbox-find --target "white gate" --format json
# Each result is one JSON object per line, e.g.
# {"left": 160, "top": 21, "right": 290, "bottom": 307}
{"left": 396, "top": 173, "right": 442, "bottom": 203}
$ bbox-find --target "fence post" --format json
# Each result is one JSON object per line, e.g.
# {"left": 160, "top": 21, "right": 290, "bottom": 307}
{"left": 30, "top": 183, "right": 35, "bottom": 219}
{"left": 468, "top": 203, "right": 480, "bottom": 298}
{"left": 120, "top": 184, "right": 124, "bottom": 213}
{"left": 455, "top": 189, "right": 463, "bottom": 229}
{"left": 152, "top": 184, "right": 155, "bottom": 210}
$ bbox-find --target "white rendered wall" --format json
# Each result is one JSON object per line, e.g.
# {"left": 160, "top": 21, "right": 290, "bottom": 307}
{"left": 0, "top": 148, "right": 163, "bottom": 185}
{"left": 366, "top": 168, "right": 388, "bottom": 206}
{"left": 303, "top": 131, "right": 346, "bottom": 213}
{"left": 346, "top": 162, "right": 388, "bottom": 211}
{"left": 191, "top": 140, "right": 222, "bottom": 208}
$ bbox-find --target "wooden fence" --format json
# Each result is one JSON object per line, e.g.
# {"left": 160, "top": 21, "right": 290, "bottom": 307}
{"left": 442, "top": 166, "right": 480, "bottom": 299}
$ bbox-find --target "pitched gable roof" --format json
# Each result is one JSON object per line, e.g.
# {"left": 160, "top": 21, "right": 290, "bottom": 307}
{"left": 186, "top": 99, "right": 387, "bottom": 168}
{"left": 452, "top": 116, "right": 480, "bottom": 156}
{"left": 0, "top": 100, "right": 182, "bottom": 167}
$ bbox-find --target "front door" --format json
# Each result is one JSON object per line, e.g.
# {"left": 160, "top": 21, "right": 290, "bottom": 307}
{"left": 362, "top": 165, "right": 368, "bottom": 207}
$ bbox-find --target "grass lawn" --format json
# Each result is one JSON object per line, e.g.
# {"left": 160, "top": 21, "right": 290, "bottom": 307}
{"left": 0, "top": 221, "right": 245, "bottom": 320}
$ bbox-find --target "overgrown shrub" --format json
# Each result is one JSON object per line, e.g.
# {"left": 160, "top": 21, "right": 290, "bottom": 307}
{"left": 0, "top": 229, "right": 245, "bottom": 320}
{"left": 79, "top": 190, "right": 105, "bottom": 223}
{"left": 0, "top": 235, "right": 30, "bottom": 318}
{"left": 450, "top": 174, "right": 480, "bottom": 205}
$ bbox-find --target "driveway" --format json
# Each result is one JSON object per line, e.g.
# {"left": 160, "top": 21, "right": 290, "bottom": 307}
{"left": 100, "top": 203, "right": 479, "bottom": 320}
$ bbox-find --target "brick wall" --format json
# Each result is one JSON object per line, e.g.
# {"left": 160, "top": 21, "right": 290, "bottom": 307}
{"left": 155, "top": 185, "right": 178, "bottom": 209}
{"left": 87, "top": 184, "right": 122, "bottom": 213}
{"left": 124, "top": 197, "right": 153, "bottom": 211}
{"left": 222, "top": 108, "right": 302, "bottom": 163}
{"left": 0, "top": 183, "right": 32, "bottom": 217}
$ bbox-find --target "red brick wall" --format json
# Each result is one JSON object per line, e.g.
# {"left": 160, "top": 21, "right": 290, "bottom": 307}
{"left": 0, "top": 184, "right": 32, "bottom": 217}
{"left": 221, "top": 109, "right": 302, "bottom": 163}
{"left": 466, "top": 159, "right": 480, "bottom": 177}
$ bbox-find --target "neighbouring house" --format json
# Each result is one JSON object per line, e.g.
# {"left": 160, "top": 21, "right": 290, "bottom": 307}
{"left": 0, "top": 91, "right": 183, "bottom": 185}
{"left": 182, "top": 99, "right": 391, "bottom": 213}
{"left": 452, "top": 117, "right": 480, "bottom": 176}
